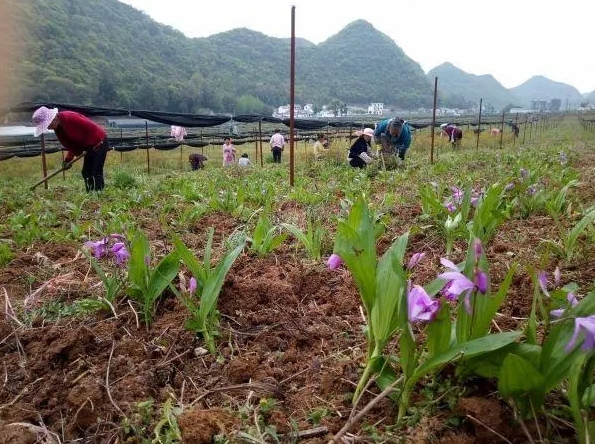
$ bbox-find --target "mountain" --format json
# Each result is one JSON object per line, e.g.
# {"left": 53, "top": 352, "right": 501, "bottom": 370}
{"left": 510, "top": 75, "right": 584, "bottom": 108}
{"left": 297, "top": 20, "right": 433, "bottom": 108}
{"left": 2, "top": 0, "right": 434, "bottom": 114}
{"left": 583, "top": 91, "right": 595, "bottom": 104}
{"left": 427, "top": 63, "right": 520, "bottom": 110}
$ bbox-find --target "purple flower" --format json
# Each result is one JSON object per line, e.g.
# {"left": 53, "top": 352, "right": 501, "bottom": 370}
{"left": 474, "top": 269, "right": 488, "bottom": 294}
{"left": 408, "top": 284, "right": 440, "bottom": 322}
{"left": 407, "top": 252, "right": 426, "bottom": 270}
{"left": 438, "top": 258, "right": 476, "bottom": 311}
{"left": 520, "top": 168, "right": 529, "bottom": 180}
{"left": 473, "top": 238, "right": 483, "bottom": 259}
{"left": 84, "top": 238, "right": 109, "bottom": 259}
{"left": 451, "top": 186, "right": 464, "bottom": 204}
{"left": 444, "top": 201, "right": 457, "bottom": 213}
{"left": 110, "top": 242, "right": 130, "bottom": 265}
{"left": 327, "top": 254, "right": 343, "bottom": 270}
{"left": 504, "top": 182, "right": 515, "bottom": 191}
{"left": 527, "top": 184, "right": 538, "bottom": 196}
{"left": 559, "top": 152, "right": 568, "bottom": 164}
{"left": 470, "top": 196, "right": 479, "bottom": 207}
{"left": 189, "top": 277, "right": 197, "bottom": 294}
{"left": 554, "top": 267, "right": 561, "bottom": 286}
{"left": 538, "top": 271, "right": 549, "bottom": 297}
{"left": 550, "top": 292, "right": 579, "bottom": 318}
{"left": 565, "top": 316, "right": 595, "bottom": 352}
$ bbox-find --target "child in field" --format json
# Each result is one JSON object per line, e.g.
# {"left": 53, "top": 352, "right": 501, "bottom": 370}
{"left": 312, "top": 133, "right": 329, "bottom": 161}
{"left": 238, "top": 153, "right": 252, "bottom": 166}
{"left": 222, "top": 137, "right": 236, "bottom": 166}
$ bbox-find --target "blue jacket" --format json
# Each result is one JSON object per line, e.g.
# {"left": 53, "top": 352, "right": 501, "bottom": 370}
{"left": 374, "top": 118, "right": 412, "bottom": 150}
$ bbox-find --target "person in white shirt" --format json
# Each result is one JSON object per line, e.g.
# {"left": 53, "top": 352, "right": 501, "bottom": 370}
{"left": 269, "top": 129, "right": 285, "bottom": 163}
{"left": 238, "top": 153, "right": 252, "bottom": 166}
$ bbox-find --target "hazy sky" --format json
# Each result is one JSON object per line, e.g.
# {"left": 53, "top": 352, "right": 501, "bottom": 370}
{"left": 119, "top": 0, "right": 594, "bottom": 94}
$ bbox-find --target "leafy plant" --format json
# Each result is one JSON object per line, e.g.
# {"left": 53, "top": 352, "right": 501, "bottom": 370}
{"left": 331, "top": 194, "right": 519, "bottom": 421}
{"left": 172, "top": 227, "right": 244, "bottom": 354}
{"left": 247, "top": 213, "right": 287, "bottom": 257}
{"left": 541, "top": 207, "right": 595, "bottom": 260}
{"left": 127, "top": 230, "right": 180, "bottom": 325}
{"left": 281, "top": 217, "right": 324, "bottom": 261}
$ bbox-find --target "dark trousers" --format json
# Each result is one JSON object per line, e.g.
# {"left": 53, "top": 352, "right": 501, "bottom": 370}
{"left": 81, "top": 139, "right": 108, "bottom": 192}
{"left": 272, "top": 147, "right": 282, "bottom": 163}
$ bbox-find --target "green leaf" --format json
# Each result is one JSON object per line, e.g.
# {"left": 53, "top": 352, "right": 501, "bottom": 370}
{"left": 172, "top": 235, "right": 206, "bottom": 283}
{"left": 541, "top": 291, "right": 595, "bottom": 391}
{"left": 426, "top": 303, "right": 452, "bottom": 358}
{"left": 370, "top": 233, "right": 408, "bottom": 347}
{"left": 408, "top": 331, "right": 521, "bottom": 389}
{"left": 498, "top": 353, "right": 545, "bottom": 414}
{"left": 462, "top": 343, "right": 542, "bottom": 379}
{"left": 147, "top": 251, "right": 180, "bottom": 304}
{"left": 471, "top": 263, "right": 517, "bottom": 339}
{"left": 333, "top": 195, "right": 378, "bottom": 313}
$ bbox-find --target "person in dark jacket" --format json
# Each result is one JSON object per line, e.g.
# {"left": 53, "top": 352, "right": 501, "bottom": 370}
{"left": 32, "top": 106, "right": 109, "bottom": 191}
{"left": 348, "top": 128, "right": 375, "bottom": 169}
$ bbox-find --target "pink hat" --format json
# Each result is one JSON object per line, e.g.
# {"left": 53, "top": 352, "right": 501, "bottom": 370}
{"left": 32, "top": 106, "right": 58, "bottom": 137}
{"left": 363, "top": 128, "right": 374, "bottom": 137}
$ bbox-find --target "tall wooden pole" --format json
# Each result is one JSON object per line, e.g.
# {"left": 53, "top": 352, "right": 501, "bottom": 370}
{"left": 499, "top": 110, "right": 505, "bottom": 149}
{"left": 40, "top": 133, "right": 48, "bottom": 190}
{"left": 430, "top": 77, "right": 438, "bottom": 164}
{"left": 476, "top": 98, "right": 483, "bottom": 150}
{"left": 289, "top": 6, "right": 296, "bottom": 186}
{"left": 259, "top": 120, "right": 263, "bottom": 167}
{"left": 145, "top": 120, "right": 150, "bottom": 174}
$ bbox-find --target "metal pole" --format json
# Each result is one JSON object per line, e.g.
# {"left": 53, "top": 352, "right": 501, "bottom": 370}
{"left": 259, "top": 120, "right": 263, "bottom": 167}
{"left": 145, "top": 120, "right": 150, "bottom": 174}
{"left": 430, "top": 77, "right": 438, "bottom": 164}
{"left": 476, "top": 98, "right": 483, "bottom": 150}
{"left": 499, "top": 110, "right": 505, "bottom": 149}
{"left": 61, "top": 149, "right": 66, "bottom": 180}
{"left": 513, "top": 113, "right": 518, "bottom": 148}
{"left": 522, "top": 114, "right": 528, "bottom": 144}
{"left": 289, "top": 6, "right": 296, "bottom": 186}
{"left": 255, "top": 123, "right": 259, "bottom": 163}
{"left": 40, "top": 134, "right": 48, "bottom": 190}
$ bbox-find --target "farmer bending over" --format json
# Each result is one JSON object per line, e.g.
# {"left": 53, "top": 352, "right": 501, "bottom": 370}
{"left": 32, "top": 106, "right": 109, "bottom": 192}
{"left": 374, "top": 117, "right": 412, "bottom": 164}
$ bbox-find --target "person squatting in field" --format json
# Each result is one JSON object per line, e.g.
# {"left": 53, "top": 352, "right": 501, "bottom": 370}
{"left": 374, "top": 117, "right": 412, "bottom": 163}
{"left": 32, "top": 106, "right": 109, "bottom": 192}
{"left": 348, "top": 128, "right": 376, "bottom": 168}
{"left": 440, "top": 123, "right": 463, "bottom": 147}
{"left": 189, "top": 153, "right": 207, "bottom": 170}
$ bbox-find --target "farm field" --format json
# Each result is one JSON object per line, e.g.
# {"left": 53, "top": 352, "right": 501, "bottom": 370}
{"left": 1, "top": 116, "right": 595, "bottom": 443}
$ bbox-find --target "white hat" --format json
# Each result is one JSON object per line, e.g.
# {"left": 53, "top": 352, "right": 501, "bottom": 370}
{"left": 440, "top": 123, "right": 448, "bottom": 129}
{"left": 32, "top": 106, "right": 58, "bottom": 137}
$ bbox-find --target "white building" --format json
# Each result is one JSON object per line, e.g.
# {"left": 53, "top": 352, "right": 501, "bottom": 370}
{"left": 367, "top": 102, "right": 384, "bottom": 115}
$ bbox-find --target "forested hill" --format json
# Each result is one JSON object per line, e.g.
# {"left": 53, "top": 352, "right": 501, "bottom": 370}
{"left": 3, "top": 0, "right": 434, "bottom": 114}
{"left": 427, "top": 63, "right": 521, "bottom": 110}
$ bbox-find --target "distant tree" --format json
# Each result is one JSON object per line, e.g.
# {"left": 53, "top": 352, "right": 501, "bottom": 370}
{"left": 235, "top": 94, "right": 270, "bottom": 115}
{"left": 549, "top": 98, "right": 561, "bottom": 111}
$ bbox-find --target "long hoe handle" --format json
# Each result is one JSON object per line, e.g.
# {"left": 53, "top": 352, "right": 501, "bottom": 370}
{"left": 29, "top": 154, "right": 85, "bottom": 191}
